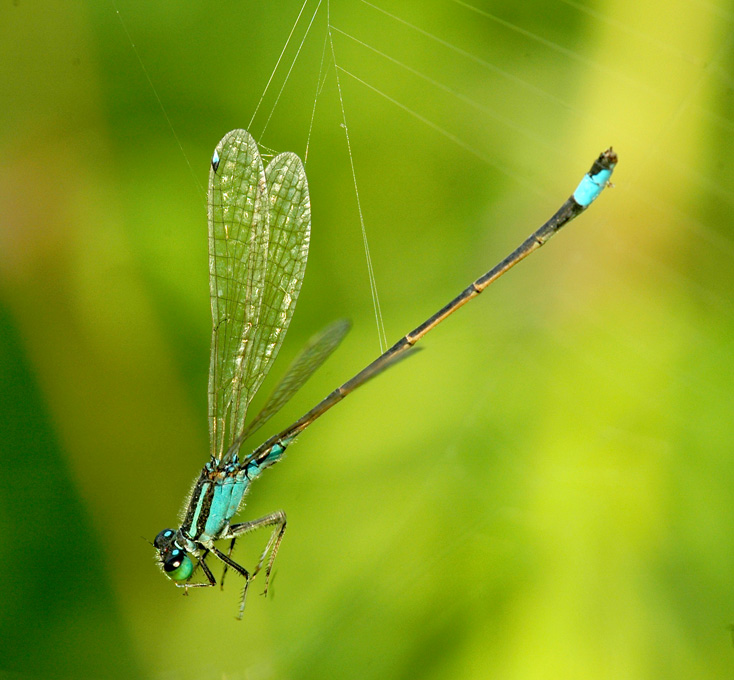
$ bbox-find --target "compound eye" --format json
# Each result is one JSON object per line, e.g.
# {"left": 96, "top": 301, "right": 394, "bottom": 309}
{"left": 163, "top": 549, "right": 194, "bottom": 582}
{"left": 154, "top": 528, "right": 175, "bottom": 549}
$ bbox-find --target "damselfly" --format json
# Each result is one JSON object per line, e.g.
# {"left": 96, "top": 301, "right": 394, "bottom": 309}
{"left": 154, "top": 129, "right": 617, "bottom": 617}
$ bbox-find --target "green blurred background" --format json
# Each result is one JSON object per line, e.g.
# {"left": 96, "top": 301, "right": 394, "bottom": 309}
{"left": 2, "top": 0, "right": 734, "bottom": 678}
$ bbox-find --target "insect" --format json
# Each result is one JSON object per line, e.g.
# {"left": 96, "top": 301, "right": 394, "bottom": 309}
{"left": 154, "top": 129, "right": 617, "bottom": 617}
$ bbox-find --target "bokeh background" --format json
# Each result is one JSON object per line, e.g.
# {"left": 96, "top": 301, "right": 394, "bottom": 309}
{"left": 2, "top": 1, "right": 734, "bottom": 678}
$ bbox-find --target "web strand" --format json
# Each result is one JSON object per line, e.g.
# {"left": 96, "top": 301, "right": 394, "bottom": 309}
{"left": 305, "top": 30, "right": 332, "bottom": 163}
{"left": 248, "top": 0, "right": 312, "bottom": 133}
{"left": 111, "top": 0, "right": 204, "bottom": 199}
{"left": 328, "top": 0, "right": 388, "bottom": 352}
{"left": 257, "top": 0, "right": 325, "bottom": 142}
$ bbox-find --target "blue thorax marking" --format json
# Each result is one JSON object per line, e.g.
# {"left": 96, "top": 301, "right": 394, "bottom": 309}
{"left": 204, "top": 467, "right": 250, "bottom": 538}
{"left": 180, "top": 442, "right": 291, "bottom": 544}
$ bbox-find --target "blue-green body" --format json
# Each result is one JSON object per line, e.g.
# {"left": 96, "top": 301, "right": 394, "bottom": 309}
{"left": 154, "top": 132, "right": 617, "bottom": 617}
{"left": 153, "top": 129, "right": 337, "bottom": 615}
{"left": 182, "top": 443, "right": 287, "bottom": 543}
{"left": 154, "top": 438, "right": 292, "bottom": 591}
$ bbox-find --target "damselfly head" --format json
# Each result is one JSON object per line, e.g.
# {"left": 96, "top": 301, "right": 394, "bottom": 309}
{"left": 154, "top": 528, "right": 194, "bottom": 582}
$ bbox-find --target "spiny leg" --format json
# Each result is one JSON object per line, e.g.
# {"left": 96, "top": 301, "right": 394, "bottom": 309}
{"left": 220, "top": 520, "right": 285, "bottom": 593}
{"left": 227, "top": 510, "right": 287, "bottom": 598}
{"left": 209, "top": 544, "right": 252, "bottom": 620}
{"left": 220, "top": 537, "right": 238, "bottom": 590}
{"left": 198, "top": 551, "right": 217, "bottom": 586}
{"left": 256, "top": 519, "right": 286, "bottom": 597}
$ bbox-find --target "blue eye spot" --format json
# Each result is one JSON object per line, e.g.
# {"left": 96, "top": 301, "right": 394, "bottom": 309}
{"left": 154, "top": 528, "right": 175, "bottom": 549}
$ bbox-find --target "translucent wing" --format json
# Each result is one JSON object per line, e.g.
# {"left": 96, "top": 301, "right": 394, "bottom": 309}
{"left": 208, "top": 130, "right": 269, "bottom": 461}
{"left": 240, "top": 152, "right": 311, "bottom": 427}
{"left": 226, "top": 319, "right": 350, "bottom": 457}
{"left": 208, "top": 130, "right": 311, "bottom": 462}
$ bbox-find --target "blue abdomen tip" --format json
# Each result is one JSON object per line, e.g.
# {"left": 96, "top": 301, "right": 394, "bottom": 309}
{"left": 573, "top": 147, "right": 617, "bottom": 208}
{"left": 573, "top": 167, "right": 613, "bottom": 207}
